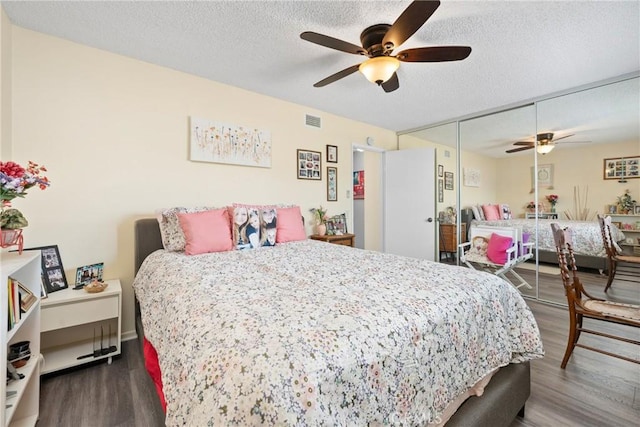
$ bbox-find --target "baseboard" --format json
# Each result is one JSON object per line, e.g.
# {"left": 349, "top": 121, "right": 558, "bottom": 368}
{"left": 122, "top": 330, "right": 138, "bottom": 342}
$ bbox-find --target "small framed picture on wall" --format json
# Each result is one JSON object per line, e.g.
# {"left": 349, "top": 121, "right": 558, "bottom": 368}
{"left": 438, "top": 179, "right": 444, "bottom": 202}
{"left": 326, "top": 145, "right": 338, "bottom": 163}
{"left": 438, "top": 164, "right": 444, "bottom": 177}
{"left": 327, "top": 166, "right": 338, "bottom": 201}
{"left": 444, "top": 172, "right": 454, "bottom": 190}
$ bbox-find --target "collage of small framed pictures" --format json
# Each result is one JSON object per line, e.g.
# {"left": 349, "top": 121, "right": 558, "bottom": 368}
{"left": 297, "top": 149, "right": 321, "bottom": 180}
{"left": 603, "top": 156, "right": 640, "bottom": 180}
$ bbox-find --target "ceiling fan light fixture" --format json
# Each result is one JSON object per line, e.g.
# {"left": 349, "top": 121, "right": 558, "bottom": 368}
{"left": 536, "top": 143, "right": 555, "bottom": 155}
{"left": 359, "top": 56, "right": 400, "bottom": 85}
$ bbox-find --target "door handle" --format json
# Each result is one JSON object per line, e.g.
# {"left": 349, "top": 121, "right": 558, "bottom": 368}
{"left": 426, "top": 218, "right": 433, "bottom": 222}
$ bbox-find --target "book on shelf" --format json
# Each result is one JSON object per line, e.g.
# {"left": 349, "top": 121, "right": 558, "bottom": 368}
{"left": 6, "top": 277, "right": 37, "bottom": 330}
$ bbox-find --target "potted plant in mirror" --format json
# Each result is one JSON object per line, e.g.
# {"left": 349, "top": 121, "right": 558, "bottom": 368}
{"left": 616, "top": 189, "right": 636, "bottom": 215}
{"left": 0, "top": 161, "right": 50, "bottom": 254}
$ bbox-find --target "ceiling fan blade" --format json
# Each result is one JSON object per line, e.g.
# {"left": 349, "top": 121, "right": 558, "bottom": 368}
{"left": 396, "top": 46, "right": 472, "bottom": 62}
{"left": 506, "top": 146, "right": 534, "bottom": 154}
{"left": 300, "top": 32, "right": 367, "bottom": 55}
{"left": 382, "top": 1, "right": 441, "bottom": 50}
{"left": 513, "top": 141, "right": 535, "bottom": 146}
{"left": 381, "top": 72, "right": 399, "bottom": 93}
{"left": 313, "top": 64, "right": 361, "bottom": 87}
{"left": 549, "top": 133, "right": 574, "bottom": 142}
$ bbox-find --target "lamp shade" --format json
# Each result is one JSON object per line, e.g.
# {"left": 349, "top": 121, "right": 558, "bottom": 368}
{"left": 359, "top": 57, "right": 400, "bottom": 85}
{"left": 536, "top": 143, "right": 555, "bottom": 155}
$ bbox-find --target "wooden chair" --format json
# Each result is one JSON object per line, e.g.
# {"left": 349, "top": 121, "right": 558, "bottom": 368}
{"left": 459, "top": 226, "right": 533, "bottom": 291}
{"left": 597, "top": 215, "right": 640, "bottom": 292}
{"left": 550, "top": 223, "right": 640, "bottom": 369}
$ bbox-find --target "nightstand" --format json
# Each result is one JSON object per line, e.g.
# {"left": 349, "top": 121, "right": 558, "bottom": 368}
{"left": 40, "top": 279, "right": 122, "bottom": 374}
{"left": 309, "top": 233, "right": 355, "bottom": 247}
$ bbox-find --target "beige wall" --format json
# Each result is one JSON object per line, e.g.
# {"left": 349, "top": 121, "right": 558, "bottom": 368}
{"left": 7, "top": 27, "right": 397, "bottom": 339}
{"left": 494, "top": 142, "right": 639, "bottom": 218}
{"left": 0, "top": 8, "right": 11, "bottom": 159}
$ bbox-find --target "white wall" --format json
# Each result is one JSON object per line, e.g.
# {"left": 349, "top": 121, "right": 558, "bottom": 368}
{"left": 6, "top": 27, "right": 398, "bottom": 338}
{"left": 0, "top": 8, "right": 11, "bottom": 159}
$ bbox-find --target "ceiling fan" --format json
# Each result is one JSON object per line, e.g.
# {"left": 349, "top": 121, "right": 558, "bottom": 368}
{"left": 299, "top": 1, "right": 471, "bottom": 93}
{"left": 505, "top": 132, "right": 590, "bottom": 155}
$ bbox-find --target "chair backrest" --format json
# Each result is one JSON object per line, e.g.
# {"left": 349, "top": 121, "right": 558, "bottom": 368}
{"left": 597, "top": 214, "right": 622, "bottom": 258}
{"left": 550, "top": 223, "right": 585, "bottom": 303}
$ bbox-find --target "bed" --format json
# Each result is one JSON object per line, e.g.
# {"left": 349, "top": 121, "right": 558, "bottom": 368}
{"left": 469, "top": 218, "right": 625, "bottom": 271}
{"left": 133, "top": 217, "right": 543, "bottom": 426}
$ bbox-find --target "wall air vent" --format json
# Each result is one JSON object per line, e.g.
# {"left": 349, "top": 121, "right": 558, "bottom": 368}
{"left": 305, "top": 114, "right": 322, "bottom": 128}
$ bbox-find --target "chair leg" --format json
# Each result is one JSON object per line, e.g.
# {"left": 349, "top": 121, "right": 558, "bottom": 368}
{"left": 604, "top": 259, "right": 617, "bottom": 292}
{"left": 575, "top": 313, "right": 583, "bottom": 342}
{"left": 561, "top": 313, "right": 578, "bottom": 369}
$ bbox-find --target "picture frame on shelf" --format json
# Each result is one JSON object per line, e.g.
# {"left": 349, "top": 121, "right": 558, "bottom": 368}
{"left": 327, "top": 166, "right": 337, "bottom": 201}
{"left": 611, "top": 221, "right": 622, "bottom": 230}
{"left": 297, "top": 149, "right": 321, "bottom": 180}
{"left": 608, "top": 205, "right": 618, "bottom": 214}
{"left": 75, "top": 262, "right": 104, "bottom": 286}
{"left": 635, "top": 205, "right": 640, "bottom": 215}
{"left": 326, "top": 145, "right": 338, "bottom": 163}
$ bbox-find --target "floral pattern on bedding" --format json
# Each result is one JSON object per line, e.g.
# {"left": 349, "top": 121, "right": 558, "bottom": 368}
{"left": 133, "top": 240, "right": 544, "bottom": 426}
{"left": 471, "top": 218, "right": 625, "bottom": 258}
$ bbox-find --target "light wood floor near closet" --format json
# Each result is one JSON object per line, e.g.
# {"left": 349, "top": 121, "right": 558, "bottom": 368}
{"left": 38, "top": 271, "right": 639, "bottom": 427}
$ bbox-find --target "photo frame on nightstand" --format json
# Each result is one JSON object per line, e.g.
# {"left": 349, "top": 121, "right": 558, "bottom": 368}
{"left": 75, "top": 262, "right": 104, "bottom": 286}
{"left": 20, "top": 245, "right": 69, "bottom": 293}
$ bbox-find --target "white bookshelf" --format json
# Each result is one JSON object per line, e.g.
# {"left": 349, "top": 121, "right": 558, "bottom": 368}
{"left": 1, "top": 252, "right": 41, "bottom": 427}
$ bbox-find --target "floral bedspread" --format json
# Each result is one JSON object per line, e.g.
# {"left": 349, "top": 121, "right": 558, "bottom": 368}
{"left": 471, "top": 218, "right": 625, "bottom": 257}
{"left": 133, "top": 240, "right": 544, "bottom": 426}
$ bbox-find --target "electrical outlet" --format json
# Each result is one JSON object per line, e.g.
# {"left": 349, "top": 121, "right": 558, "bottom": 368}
{"left": 346, "top": 189, "right": 351, "bottom": 199}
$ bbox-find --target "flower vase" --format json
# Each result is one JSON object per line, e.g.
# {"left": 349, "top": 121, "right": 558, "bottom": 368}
{"left": 316, "top": 224, "right": 327, "bottom": 236}
{"left": 1, "top": 228, "right": 24, "bottom": 254}
{"left": 551, "top": 206, "right": 556, "bottom": 213}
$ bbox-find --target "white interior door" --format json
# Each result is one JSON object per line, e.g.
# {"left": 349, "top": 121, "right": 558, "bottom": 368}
{"left": 384, "top": 148, "right": 436, "bottom": 260}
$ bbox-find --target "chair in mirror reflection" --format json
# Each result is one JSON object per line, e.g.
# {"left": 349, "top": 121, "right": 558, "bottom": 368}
{"left": 551, "top": 223, "right": 640, "bottom": 369}
{"left": 597, "top": 215, "right": 640, "bottom": 292}
{"left": 458, "top": 226, "right": 533, "bottom": 291}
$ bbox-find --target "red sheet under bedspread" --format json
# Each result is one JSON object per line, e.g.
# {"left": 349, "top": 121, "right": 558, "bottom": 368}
{"left": 143, "top": 337, "right": 167, "bottom": 413}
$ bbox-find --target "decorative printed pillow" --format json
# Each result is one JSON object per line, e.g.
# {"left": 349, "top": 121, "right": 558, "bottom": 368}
{"left": 232, "top": 203, "right": 278, "bottom": 249}
{"left": 178, "top": 209, "right": 233, "bottom": 255}
{"left": 500, "top": 204, "right": 512, "bottom": 220}
{"left": 486, "top": 233, "right": 514, "bottom": 265}
{"left": 467, "top": 236, "right": 489, "bottom": 257}
{"left": 276, "top": 206, "right": 307, "bottom": 243}
{"left": 156, "top": 206, "right": 220, "bottom": 251}
{"left": 471, "top": 205, "right": 482, "bottom": 220}
{"left": 476, "top": 204, "right": 486, "bottom": 220}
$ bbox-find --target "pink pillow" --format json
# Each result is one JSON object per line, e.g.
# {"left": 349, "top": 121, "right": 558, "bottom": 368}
{"left": 276, "top": 206, "right": 307, "bottom": 243}
{"left": 486, "top": 233, "right": 513, "bottom": 265}
{"left": 482, "top": 204, "right": 501, "bottom": 221}
{"left": 177, "top": 209, "right": 233, "bottom": 255}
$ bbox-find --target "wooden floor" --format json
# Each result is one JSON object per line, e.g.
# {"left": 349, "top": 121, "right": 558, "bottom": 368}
{"left": 37, "top": 271, "right": 639, "bottom": 427}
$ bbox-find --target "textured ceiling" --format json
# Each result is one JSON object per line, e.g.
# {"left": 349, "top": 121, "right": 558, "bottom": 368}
{"left": 2, "top": 1, "right": 639, "bottom": 133}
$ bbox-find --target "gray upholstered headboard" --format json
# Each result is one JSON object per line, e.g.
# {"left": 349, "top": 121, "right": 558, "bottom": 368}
{"left": 134, "top": 218, "right": 163, "bottom": 275}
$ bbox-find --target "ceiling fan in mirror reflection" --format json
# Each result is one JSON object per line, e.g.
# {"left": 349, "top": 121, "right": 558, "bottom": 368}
{"left": 506, "top": 132, "right": 591, "bottom": 155}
